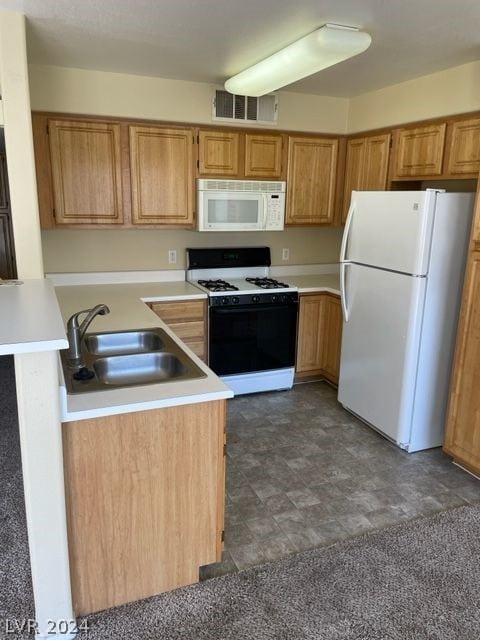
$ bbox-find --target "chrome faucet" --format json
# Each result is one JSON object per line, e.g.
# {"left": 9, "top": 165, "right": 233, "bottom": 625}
{"left": 66, "top": 304, "right": 110, "bottom": 369}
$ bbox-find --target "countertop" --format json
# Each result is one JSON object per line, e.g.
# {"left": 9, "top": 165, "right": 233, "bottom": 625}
{"left": 53, "top": 274, "right": 339, "bottom": 421}
{"left": 0, "top": 279, "right": 68, "bottom": 355}
{"left": 286, "top": 273, "right": 340, "bottom": 295}
{"left": 55, "top": 282, "right": 231, "bottom": 422}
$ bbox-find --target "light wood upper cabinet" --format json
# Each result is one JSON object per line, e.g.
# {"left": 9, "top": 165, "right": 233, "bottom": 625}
{"left": 129, "top": 126, "right": 195, "bottom": 226}
{"left": 363, "top": 134, "right": 391, "bottom": 189}
{"left": 342, "top": 139, "right": 364, "bottom": 222}
{"left": 48, "top": 119, "right": 124, "bottom": 224}
{"left": 342, "top": 133, "right": 390, "bottom": 223}
{"left": 286, "top": 136, "right": 338, "bottom": 225}
{"left": 446, "top": 117, "right": 480, "bottom": 175}
{"left": 296, "top": 293, "right": 342, "bottom": 384}
{"left": 393, "top": 123, "right": 446, "bottom": 178}
{"left": 198, "top": 130, "right": 239, "bottom": 176}
{"left": 244, "top": 133, "right": 283, "bottom": 178}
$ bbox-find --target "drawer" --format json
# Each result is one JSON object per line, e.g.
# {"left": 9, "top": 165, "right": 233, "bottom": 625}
{"left": 167, "top": 320, "right": 205, "bottom": 340}
{"left": 150, "top": 300, "right": 205, "bottom": 322}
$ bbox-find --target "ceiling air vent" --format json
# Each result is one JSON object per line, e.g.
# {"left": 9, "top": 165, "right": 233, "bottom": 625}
{"left": 212, "top": 89, "right": 278, "bottom": 125}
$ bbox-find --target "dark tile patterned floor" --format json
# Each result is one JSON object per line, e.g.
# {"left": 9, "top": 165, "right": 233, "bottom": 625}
{"left": 201, "top": 381, "right": 480, "bottom": 579}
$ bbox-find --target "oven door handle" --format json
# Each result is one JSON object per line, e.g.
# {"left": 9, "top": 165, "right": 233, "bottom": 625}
{"left": 211, "top": 302, "right": 297, "bottom": 314}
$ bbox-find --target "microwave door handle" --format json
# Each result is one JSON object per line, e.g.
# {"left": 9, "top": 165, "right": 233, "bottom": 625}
{"left": 262, "top": 194, "right": 268, "bottom": 229}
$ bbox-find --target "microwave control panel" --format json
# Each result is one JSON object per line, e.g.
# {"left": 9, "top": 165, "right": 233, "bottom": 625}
{"left": 266, "top": 193, "right": 285, "bottom": 230}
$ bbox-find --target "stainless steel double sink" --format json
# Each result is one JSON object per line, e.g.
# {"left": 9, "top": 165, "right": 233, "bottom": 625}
{"left": 61, "top": 327, "right": 206, "bottom": 394}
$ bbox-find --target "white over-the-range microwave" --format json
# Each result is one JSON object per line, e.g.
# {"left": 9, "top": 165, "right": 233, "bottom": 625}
{"left": 197, "top": 179, "right": 286, "bottom": 231}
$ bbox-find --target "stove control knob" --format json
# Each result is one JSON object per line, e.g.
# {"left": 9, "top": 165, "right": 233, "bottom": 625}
{"left": 271, "top": 295, "right": 277, "bottom": 303}
{"left": 232, "top": 296, "right": 240, "bottom": 304}
{"left": 280, "top": 294, "right": 287, "bottom": 303}
{"left": 221, "top": 297, "right": 229, "bottom": 305}
{"left": 252, "top": 295, "right": 260, "bottom": 303}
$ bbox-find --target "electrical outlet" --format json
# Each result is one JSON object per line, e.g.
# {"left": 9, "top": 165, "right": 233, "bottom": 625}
{"left": 168, "top": 250, "right": 177, "bottom": 264}
{"left": 282, "top": 248, "right": 290, "bottom": 261}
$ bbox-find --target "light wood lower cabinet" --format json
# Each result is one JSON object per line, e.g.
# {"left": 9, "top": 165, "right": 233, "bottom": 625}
{"left": 296, "top": 293, "right": 342, "bottom": 384}
{"left": 444, "top": 246, "right": 480, "bottom": 474}
{"left": 63, "top": 400, "right": 226, "bottom": 615}
{"left": 149, "top": 299, "right": 208, "bottom": 362}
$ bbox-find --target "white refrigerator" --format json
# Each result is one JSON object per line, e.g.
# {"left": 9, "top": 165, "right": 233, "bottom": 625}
{"left": 338, "top": 189, "right": 474, "bottom": 452}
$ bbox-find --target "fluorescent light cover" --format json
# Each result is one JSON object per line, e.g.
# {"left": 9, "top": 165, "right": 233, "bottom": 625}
{"left": 225, "top": 23, "right": 371, "bottom": 97}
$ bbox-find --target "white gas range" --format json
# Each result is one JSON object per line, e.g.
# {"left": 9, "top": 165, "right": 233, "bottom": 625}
{"left": 187, "top": 247, "right": 299, "bottom": 396}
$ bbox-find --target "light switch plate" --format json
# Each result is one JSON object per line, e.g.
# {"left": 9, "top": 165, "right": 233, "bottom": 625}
{"left": 168, "top": 250, "right": 177, "bottom": 264}
{"left": 282, "top": 248, "right": 290, "bottom": 261}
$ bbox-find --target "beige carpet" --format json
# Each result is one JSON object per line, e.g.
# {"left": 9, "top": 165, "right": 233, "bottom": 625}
{"left": 78, "top": 503, "right": 480, "bottom": 640}
{"left": 1, "top": 354, "right": 480, "bottom": 639}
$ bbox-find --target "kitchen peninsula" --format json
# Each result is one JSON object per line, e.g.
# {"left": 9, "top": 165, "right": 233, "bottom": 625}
{"left": 54, "top": 280, "right": 232, "bottom": 615}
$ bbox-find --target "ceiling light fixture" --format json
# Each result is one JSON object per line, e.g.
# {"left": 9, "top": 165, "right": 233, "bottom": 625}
{"left": 224, "top": 23, "right": 371, "bottom": 97}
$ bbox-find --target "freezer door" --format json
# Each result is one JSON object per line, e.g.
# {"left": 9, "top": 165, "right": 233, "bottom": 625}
{"left": 341, "top": 191, "right": 438, "bottom": 275}
{"left": 338, "top": 263, "right": 426, "bottom": 447}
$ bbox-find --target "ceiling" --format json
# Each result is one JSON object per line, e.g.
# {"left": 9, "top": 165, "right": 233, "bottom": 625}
{"left": 1, "top": 0, "right": 480, "bottom": 97}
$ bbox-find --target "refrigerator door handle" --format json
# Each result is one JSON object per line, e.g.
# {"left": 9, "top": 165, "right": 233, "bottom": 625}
{"left": 340, "top": 262, "right": 351, "bottom": 322}
{"left": 340, "top": 199, "right": 356, "bottom": 262}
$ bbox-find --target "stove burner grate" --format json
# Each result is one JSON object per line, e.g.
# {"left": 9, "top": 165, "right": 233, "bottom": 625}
{"left": 245, "top": 277, "right": 290, "bottom": 289}
{"left": 198, "top": 279, "right": 239, "bottom": 292}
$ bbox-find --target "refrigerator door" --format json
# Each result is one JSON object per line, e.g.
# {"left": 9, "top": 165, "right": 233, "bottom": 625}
{"left": 338, "top": 263, "right": 426, "bottom": 447}
{"left": 341, "top": 190, "right": 438, "bottom": 276}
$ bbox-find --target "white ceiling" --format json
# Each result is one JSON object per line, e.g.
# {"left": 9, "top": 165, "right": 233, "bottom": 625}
{"left": 0, "top": 0, "right": 480, "bottom": 97}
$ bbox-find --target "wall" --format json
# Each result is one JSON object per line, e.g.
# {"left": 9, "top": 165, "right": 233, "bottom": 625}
{"left": 0, "top": 11, "right": 75, "bottom": 638}
{"left": 31, "top": 64, "right": 348, "bottom": 273}
{"left": 348, "top": 61, "right": 480, "bottom": 133}
{"left": 28, "top": 64, "right": 349, "bottom": 133}
{"left": 42, "top": 227, "right": 344, "bottom": 272}
{"left": 33, "top": 60, "right": 480, "bottom": 274}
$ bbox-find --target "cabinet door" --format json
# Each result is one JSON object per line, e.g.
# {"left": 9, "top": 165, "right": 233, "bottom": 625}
{"left": 0, "top": 213, "right": 16, "bottom": 279}
{"left": 130, "top": 126, "right": 194, "bottom": 226}
{"left": 63, "top": 400, "right": 226, "bottom": 615}
{"left": 446, "top": 117, "right": 480, "bottom": 175}
{"left": 342, "top": 138, "right": 365, "bottom": 223}
{"left": 444, "top": 251, "right": 480, "bottom": 474}
{"left": 0, "top": 154, "right": 16, "bottom": 279}
{"left": 48, "top": 119, "right": 124, "bottom": 224}
{"left": 296, "top": 295, "right": 327, "bottom": 373}
{"left": 244, "top": 133, "right": 282, "bottom": 178}
{"left": 198, "top": 130, "right": 239, "bottom": 176}
{"left": 393, "top": 123, "right": 446, "bottom": 177}
{"left": 0, "top": 153, "right": 9, "bottom": 213}
{"left": 286, "top": 137, "right": 338, "bottom": 225}
{"left": 322, "top": 295, "right": 343, "bottom": 384}
{"left": 362, "top": 133, "right": 391, "bottom": 190}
